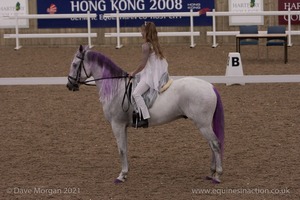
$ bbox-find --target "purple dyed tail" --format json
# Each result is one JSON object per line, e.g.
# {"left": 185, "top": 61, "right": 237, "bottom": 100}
{"left": 213, "top": 87, "right": 225, "bottom": 159}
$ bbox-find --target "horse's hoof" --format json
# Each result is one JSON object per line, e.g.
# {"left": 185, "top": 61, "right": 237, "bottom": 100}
{"left": 114, "top": 179, "right": 124, "bottom": 184}
{"left": 212, "top": 178, "right": 221, "bottom": 184}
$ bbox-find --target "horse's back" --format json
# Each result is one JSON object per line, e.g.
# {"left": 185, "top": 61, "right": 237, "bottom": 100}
{"left": 149, "top": 77, "right": 216, "bottom": 124}
{"left": 172, "top": 77, "right": 214, "bottom": 92}
{"left": 171, "top": 77, "right": 216, "bottom": 107}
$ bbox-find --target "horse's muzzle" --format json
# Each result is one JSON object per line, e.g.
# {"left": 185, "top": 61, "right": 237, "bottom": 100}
{"left": 66, "top": 82, "right": 79, "bottom": 91}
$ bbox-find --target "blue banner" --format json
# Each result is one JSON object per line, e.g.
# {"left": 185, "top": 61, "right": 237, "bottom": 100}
{"left": 37, "top": 0, "right": 214, "bottom": 28}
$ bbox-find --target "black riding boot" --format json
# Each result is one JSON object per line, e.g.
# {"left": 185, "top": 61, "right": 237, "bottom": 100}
{"left": 132, "top": 111, "right": 148, "bottom": 128}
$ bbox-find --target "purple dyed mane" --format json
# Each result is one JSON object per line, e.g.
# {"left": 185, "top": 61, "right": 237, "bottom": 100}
{"left": 87, "top": 51, "right": 127, "bottom": 101}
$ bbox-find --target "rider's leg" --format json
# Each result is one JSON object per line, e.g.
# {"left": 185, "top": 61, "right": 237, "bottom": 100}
{"left": 132, "top": 81, "right": 150, "bottom": 127}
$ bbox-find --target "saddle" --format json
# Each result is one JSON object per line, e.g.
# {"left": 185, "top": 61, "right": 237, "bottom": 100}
{"left": 130, "top": 72, "right": 173, "bottom": 128}
{"left": 131, "top": 72, "right": 172, "bottom": 109}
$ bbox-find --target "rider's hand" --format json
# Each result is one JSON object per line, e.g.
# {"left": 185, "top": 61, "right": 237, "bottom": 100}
{"left": 129, "top": 72, "right": 135, "bottom": 78}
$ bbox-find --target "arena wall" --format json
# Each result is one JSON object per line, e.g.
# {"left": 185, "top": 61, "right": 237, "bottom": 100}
{"left": 1, "top": 0, "right": 300, "bottom": 47}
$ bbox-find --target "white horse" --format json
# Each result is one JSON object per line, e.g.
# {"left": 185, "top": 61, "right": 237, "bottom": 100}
{"left": 67, "top": 45, "right": 225, "bottom": 184}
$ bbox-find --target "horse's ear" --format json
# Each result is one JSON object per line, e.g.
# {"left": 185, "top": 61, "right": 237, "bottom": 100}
{"left": 79, "top": 45, "right": 83, "bottom": 53}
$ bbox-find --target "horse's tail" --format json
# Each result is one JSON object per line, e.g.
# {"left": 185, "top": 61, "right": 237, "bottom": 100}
{"left": 213, "top": 87, "right": 225, "bottom": 159}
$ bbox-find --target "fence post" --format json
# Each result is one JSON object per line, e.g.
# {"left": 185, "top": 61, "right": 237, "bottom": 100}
{"left": 15, "top": 13, "right": 21, "bottom": 50}
{"left": 287, "top": 8, "right": 292, "bottom": 46}
{"left": 212, "top": 9, "right": 218, "bottom": 48}
{"left": 116, "top": 10, "right": 123, "bottom": 49}
{"left": 189, "top": 9, "right": 195, "bottom": 47}
{"left": 87, "top": 11, "right": 93, "bottom": 48}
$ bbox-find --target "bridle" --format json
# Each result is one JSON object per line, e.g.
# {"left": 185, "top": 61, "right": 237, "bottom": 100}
{"left": 67, "top": 50, "right": 132, "bottom": 111}
{"left": 67, "top": 51, "right": 90, "bottom": 88}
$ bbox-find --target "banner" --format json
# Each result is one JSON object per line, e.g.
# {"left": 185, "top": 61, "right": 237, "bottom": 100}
{"left": 278, "top": 0, "right": 300, "bottom": 25}
{"left": 37, "top": 0, "right": 214, "bottom": 28}
{"left": 0, "top": 0, "right": 28, "bottom": 28}
{"left": 229, "top": 0, "right": 264, "bottom": 26}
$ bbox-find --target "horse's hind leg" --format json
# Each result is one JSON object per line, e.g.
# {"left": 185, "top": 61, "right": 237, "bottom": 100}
{"left": 206, "top": 150, "right": 216, "bottom": 180}
{"left": 208, "top": 140, "right": 222, "bottom": 183}
{"left": 199, "top": 126, "right": 223, "bottom": 183}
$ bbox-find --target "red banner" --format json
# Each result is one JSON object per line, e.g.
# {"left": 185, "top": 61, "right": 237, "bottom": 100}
{"left": 278, "top": 0, "right": 300, "bottom": 25}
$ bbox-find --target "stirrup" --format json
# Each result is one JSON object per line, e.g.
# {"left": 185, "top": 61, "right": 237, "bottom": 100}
{"left": 134, "top": 119, "right": 148, "bottom": 128}
{"left": 132, "top": 111, "right": 148, "bottom": 128}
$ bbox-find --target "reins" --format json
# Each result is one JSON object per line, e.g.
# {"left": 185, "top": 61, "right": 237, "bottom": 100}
{"left": 81, "top": 75, "right": 129, "bottom": 85}
{"left": 121, "top": 76, "right": 133, "bottom": 112}
{"left": 80, "top": 75, "right": 132, "bottom": 112}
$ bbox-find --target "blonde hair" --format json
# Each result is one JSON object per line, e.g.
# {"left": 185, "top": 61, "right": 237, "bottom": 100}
{"left": 142, "top": 22, "right": 165, "bottom": 59}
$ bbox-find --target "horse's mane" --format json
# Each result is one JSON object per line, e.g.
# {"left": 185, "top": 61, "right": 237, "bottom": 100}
{"left": 86, "top": 50, "right": 127, "bottom": 102}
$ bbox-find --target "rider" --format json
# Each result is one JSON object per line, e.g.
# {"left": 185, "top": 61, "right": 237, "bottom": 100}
{"left": 129, "top": 22, "right": 169, "bottom": 128}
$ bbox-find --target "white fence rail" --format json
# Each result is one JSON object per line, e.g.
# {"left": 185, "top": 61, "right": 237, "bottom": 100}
{"left": 1, "top": 75, "right": 300, "bottom": 85}
{"left": 103, "top": 10, "right": 200, "bottom": 48}
{"left": 206, "top": 8, "right": 300, "bottom": 47}
{"left": 3, "top": 12, "right": 97, "bottom": 50}
{"left": 4, "top": 9, "right": 300, "bottom": 49}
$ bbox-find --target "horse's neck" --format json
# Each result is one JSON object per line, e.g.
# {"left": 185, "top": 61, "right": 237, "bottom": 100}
{"left": 97, "top": 76, "right": 126, "bottom": 104}
{"left": 92, "top": 69, "right": 126, "bottom": 104}
{"left": 87, "top": 51, "right": 127, "bottom": 103}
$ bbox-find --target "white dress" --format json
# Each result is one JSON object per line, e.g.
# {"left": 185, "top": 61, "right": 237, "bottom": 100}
{"left": 138, "top": 45, "right": 168, "bottom": 91}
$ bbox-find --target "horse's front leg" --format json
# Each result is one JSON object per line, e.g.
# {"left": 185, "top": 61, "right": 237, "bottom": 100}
{"left": 111, "top": 122, "right": 129, "bottom": 183}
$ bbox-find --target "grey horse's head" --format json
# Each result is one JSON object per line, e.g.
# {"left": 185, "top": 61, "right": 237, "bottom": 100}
{"left": 67, "top": 45, "right": 90, "bottom": 91}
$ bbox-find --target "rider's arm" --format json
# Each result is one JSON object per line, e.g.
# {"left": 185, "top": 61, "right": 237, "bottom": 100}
{"left": 130, "top": 43, "right": 150, "bottom": 77}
